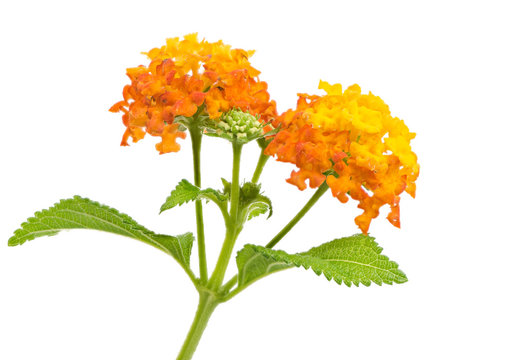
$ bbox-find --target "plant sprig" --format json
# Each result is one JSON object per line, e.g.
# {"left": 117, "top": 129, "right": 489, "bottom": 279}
{"left": 9, "top": 35, "right": 418, "bottom": 360}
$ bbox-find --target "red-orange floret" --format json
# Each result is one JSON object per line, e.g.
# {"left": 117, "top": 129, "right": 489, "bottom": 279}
{"left": 110, "top": 34, "right": 277, "bottom": 154}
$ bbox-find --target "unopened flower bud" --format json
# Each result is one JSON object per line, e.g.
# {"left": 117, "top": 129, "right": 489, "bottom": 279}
{"left": 216, "top": 109, "right": 264, "bottom": 143}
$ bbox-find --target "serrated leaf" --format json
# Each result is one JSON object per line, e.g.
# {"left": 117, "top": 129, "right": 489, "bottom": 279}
{"left": 160, "top": 179, "right": 227, "bottom": 213}
{"left": 247, "top": 234, "right": 407, "bottom": 287}
{"left": 246, "top": 194, "right": 272, "bottom": 220}
{"left": 8, "top": 196, "right": 195, "bottom": 275}
{"left": 237, "top": 182, "right": 272, "bottom": 222}
{"left": 236, "top": 245, "right": 292, "bottom": 289}
{"left": 165, "top": 232, "right": 195, "bottom": 269}
{"left": 221, "top": 178, "right": 231, "bottom": 196}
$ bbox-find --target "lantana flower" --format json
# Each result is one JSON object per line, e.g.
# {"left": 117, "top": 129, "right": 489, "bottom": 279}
{"left": 265, "top": 81, "right": 419, "bottom": 233}
{"left": 110, "top": 33, "right": 277, "bottom": 154}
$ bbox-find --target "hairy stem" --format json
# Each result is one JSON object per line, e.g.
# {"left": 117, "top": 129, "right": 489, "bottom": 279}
{"left": 176, "top": 292, "right": 219, "bottom": 360}
{"left": 207, "top": 142, "right": 243, "bottom": 289}
{"left": 190, "top": 126, "right": 208, "bottom": 283}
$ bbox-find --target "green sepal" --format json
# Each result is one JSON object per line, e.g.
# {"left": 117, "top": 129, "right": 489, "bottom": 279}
{"left": 243, "top": 235, "right": 407, "bottom": 287}
{"left": 8, "top": 196, "right": 196, "bottom": 277}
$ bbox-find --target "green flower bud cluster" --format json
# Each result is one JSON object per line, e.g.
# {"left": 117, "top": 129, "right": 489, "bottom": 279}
{"left": 217, "top": 109, "right": 263, "bottom": 141}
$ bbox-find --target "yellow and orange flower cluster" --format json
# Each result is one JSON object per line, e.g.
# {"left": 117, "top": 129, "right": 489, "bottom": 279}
{"left": 110, "top": 34, "right": 277, "bottom": 154}
{"left": 266, "top": 81, "right": 419, "bottom": 233}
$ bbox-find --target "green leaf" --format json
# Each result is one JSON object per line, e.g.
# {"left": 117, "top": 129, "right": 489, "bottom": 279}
{"left": 246, "top": 234, "right": 407, "bottom": 287}
{"left": 221, "top": 178, "right": 231, "bottom": 196}
{"left": 238, "top": 182, "right": 272, "bottom": 222}
{"left": 246, "top": 194, "right": 272, "bottom": 220}
{"left": 166, "top": 232, "right": 195, "bottom": 269}
{"left": 8, "top": 196, "right": 195, "bottom": 275}
{"left": 160, "top": 179, "right": 227, "bottom": 214}
{"left": 218, "top": 180, "right": 272, "bottom": 224}
{"left": 236, "top": 245, "right": 292, "bottom": 289}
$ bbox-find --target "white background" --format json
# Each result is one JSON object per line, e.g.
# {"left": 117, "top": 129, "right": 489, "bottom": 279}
{"left": 1, "top": 1, "right": 513, "bottom": 359}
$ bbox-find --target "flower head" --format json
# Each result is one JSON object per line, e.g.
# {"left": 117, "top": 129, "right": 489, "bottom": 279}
{"left": 208, "top": 109, "right": 267, "bottom": 144}
{"left": 110, "top": 34, "right": 277, "bottom": 154}
{"left": 266, "top": 81, "right": 419, "bottom": 233}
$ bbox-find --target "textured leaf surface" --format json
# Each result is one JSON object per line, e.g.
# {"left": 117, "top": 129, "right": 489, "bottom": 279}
{"left": 236, "top": 245, "right": 292, "bottom": 288}
{"left": 237, "top": 182, "right": 272, "bottom": 222}
{"left": 8, "top": 196, "right": 195, "bottom": 272}
{"left": 247, "top": 235, "right": 407, "bottom": 287}
{"left": 160, "top": 179, "right": 226, "bottom": 213}
{"left": 246, "top": 194, "right": 272, "bottom": 220}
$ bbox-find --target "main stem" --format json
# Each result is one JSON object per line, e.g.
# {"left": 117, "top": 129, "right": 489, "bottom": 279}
{"left": 178, "top": 141, "right": 244, "bottom": 360}
{"left": 190, "top": 126, "right": 208, "bottom": 283}
{"left": 208, "top": 142, "right": 243, "bottom": 289}
{"left": 176, "top": 292, "right": 219, "bottom": 360}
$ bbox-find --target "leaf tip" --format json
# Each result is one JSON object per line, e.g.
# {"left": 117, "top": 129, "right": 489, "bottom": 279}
{"left": 396, "top": 272, "right": 408, "bottom": 284}
{"left": 7, "top": 236, "right": 20, "bottom": 247}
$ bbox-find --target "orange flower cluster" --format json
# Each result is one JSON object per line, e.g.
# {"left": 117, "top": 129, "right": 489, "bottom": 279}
{"left": 110, "top": 34, "right": 277, "bottom": 154}
{"left": 266, "top": 81, "right": 419, "bottom": 233}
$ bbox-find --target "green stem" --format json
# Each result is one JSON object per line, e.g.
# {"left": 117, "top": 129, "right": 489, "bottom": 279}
{"left": 220, "top": 276, "right": 237, "bottom": 295}
{"left": 208, "top": 142, "right": 243, "bottom": 289}
{"left": 217, "top": 147, "right": 267, "bottom": 294}
{"left": 251, "top": 148, "right": 269, "bottom": 183}
{"left": 176, "top": 292, "right": 219, "bottom": 360}
{"left": 221, "top": 181, "right": 330, "bottom": 296}
{"left": 216, "top": 147, "right": 268, "bottom": 294}
{"left": 266, "top": 182, "right": 329, "bottom": 248}
{"left": 190, "top": 126, "right": 208, "bottom": 283}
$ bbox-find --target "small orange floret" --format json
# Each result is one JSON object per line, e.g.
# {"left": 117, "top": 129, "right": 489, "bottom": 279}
{"left": 266, "top": 81, "right": 419, "bottom": 233}
{"left": 155, "top": 124, "right": 187, "bottom": 154}
{"left": 110, "top": 34, "right": 277, "bottom": 154}
{"left": 205, "top": 69, "right": 276, "bottom": 123}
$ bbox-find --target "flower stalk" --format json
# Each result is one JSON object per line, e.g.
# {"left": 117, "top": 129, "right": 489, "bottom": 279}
{"left": 251, "top": 148, "right": 269, "bottom": 184}
{"left": 189, "top": 124, "right": 208, "bottom": 283}
{"left": 266, "top": 182, "right": 329, "bottom": 248}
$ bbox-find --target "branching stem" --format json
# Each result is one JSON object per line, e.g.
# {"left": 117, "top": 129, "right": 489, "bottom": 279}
{"left": 207, "top": 142, "right": 243, "bottom": 289}
{"left": 221, "top": 181, "right": 330, "bottom": 295}
{"left": 181, "top": 134, "right": 330, "bottom": 358}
